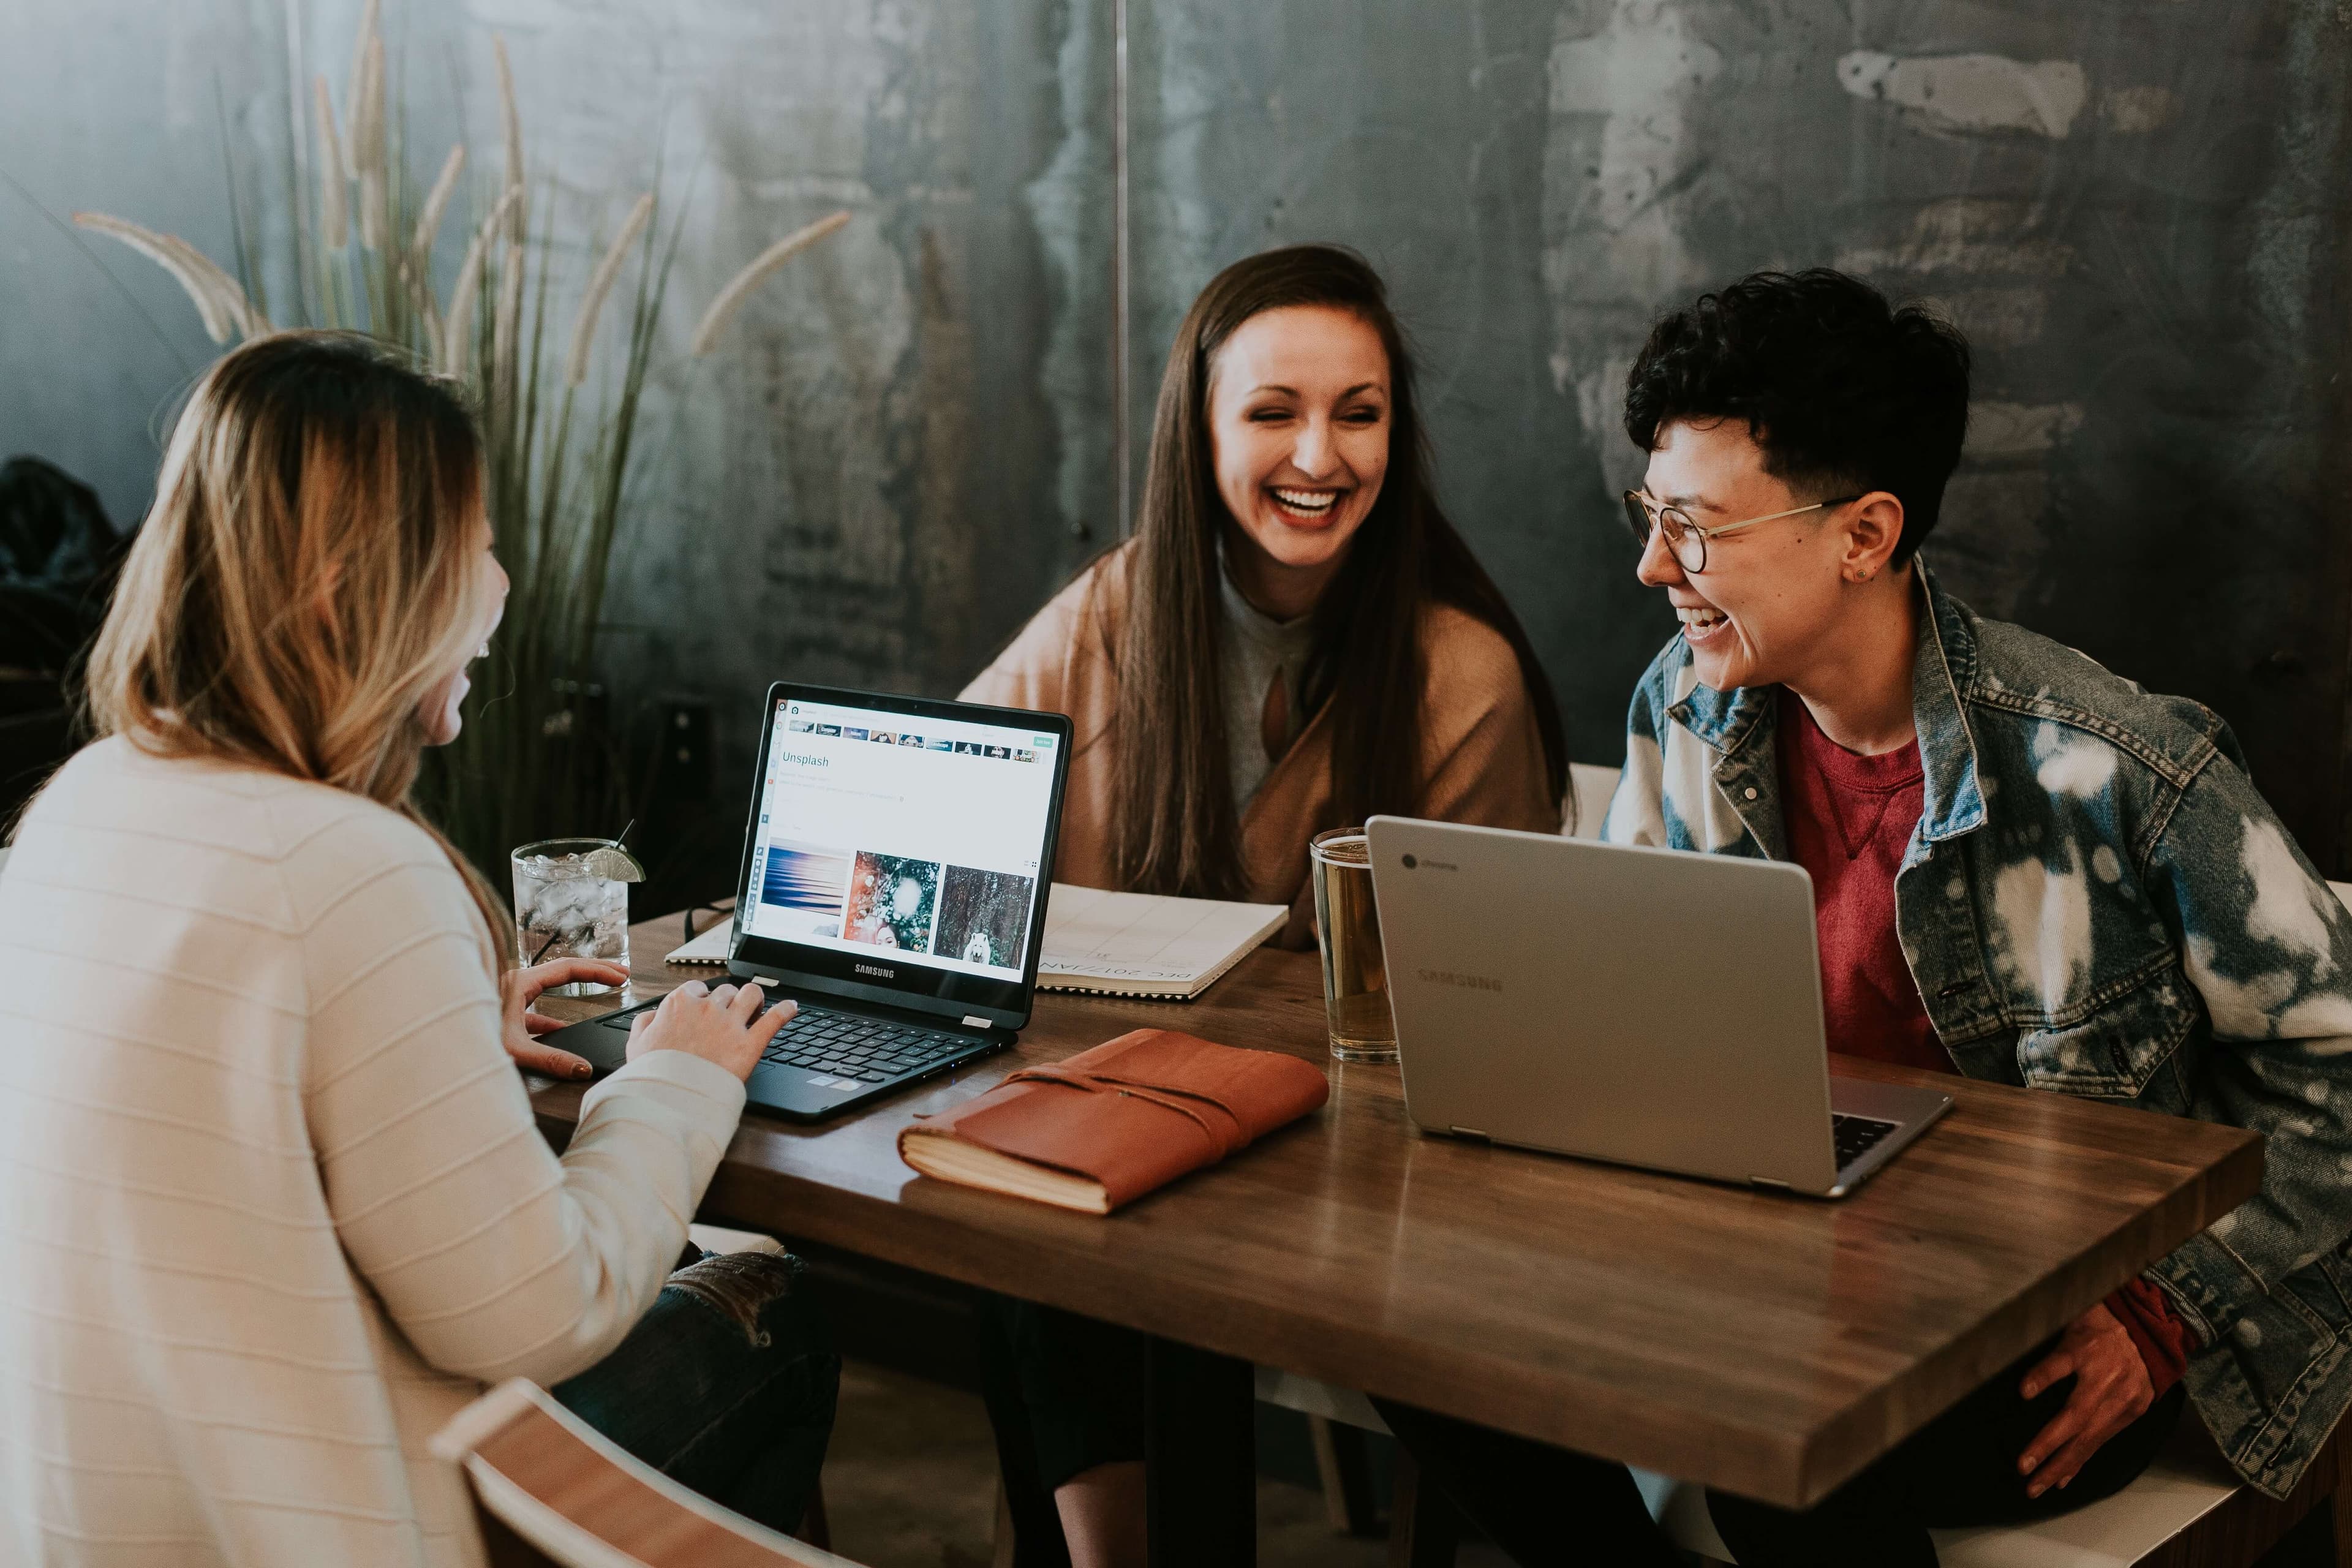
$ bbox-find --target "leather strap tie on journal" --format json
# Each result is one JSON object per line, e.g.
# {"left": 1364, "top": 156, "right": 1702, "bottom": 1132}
{"left": 1001, "top": 1064, "right": 1249, "bottom": 1159}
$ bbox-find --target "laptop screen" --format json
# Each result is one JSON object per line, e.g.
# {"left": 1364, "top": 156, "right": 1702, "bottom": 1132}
{"left": 737, "top": 694, "right": 1063, "bottom": 1001}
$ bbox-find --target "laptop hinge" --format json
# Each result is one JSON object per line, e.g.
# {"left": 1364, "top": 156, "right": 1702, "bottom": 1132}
{"left": 1748, "top": 1175, "right": 1792, "bottom": 1190}
{"left": 1449, "top": 1126, "right": 1491, "bottom": 1143}
{"left": 960, "top": 1015, "right": 993, "bottom": 1030}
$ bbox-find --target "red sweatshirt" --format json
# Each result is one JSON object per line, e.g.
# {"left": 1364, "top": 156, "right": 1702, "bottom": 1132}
{"left": 1777, "top": 689, "right": 2195, "bottom": 1393}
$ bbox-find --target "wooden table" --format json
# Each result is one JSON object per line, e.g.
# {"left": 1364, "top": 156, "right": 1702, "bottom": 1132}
{"left": 532, "top": 910, "right": 2261, "bottom": 1558}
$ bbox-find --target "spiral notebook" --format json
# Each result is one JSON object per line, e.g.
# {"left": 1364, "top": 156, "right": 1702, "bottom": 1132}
{"left": 666, "top": 884, "right": 1286, "bottom": 1001}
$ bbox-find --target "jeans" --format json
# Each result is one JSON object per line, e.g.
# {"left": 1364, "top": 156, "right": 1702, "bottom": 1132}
{"left": 1374, "top": 1336, "right": 2185, "bottom": 1568}
{"left": 552, "top": 1247, "right": 840, "bottom": 1536}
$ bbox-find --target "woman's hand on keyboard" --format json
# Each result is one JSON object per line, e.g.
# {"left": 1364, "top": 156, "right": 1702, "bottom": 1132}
{"left": 502, "top": 958, "right": 633, "bottom": 1080}
{"left": 627, "top": 979, "right": 798, "bottom": 1082}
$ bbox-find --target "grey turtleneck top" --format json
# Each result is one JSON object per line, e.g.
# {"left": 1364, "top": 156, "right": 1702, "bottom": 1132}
{"left": 1217, "top": 565, "right": 1317, "bottom": 813}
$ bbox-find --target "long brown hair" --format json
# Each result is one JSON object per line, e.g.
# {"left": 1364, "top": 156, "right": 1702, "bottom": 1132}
{"left": 83, "top": 331, "right": 513, "bottom": 960}
{"left": 1112, "top": 244, "right": 1567, "bottom": 899}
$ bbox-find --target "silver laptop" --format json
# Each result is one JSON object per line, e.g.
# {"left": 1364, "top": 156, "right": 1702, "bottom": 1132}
{"left": 1365, "top": 818, "right": 1951, "bottom": 1198}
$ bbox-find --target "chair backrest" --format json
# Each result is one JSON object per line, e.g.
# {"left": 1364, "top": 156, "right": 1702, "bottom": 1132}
{"left": 432, "top": 1379, "right": 862, "bottom": 1568}
{"left": 1567, "top": 763, "right": 1620, "bottom": 840}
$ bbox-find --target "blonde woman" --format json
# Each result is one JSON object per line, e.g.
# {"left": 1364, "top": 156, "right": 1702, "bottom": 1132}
{"left": 0, "top": 334, "right": 835, "bottom": 1566}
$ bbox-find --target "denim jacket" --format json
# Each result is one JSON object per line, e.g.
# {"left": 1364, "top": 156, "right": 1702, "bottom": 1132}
{"left": 1602, "top": 564, "right": 2352, "bottom": 1499}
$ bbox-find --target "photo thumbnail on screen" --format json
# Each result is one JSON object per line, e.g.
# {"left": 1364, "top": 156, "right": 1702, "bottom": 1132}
{"left": 758, "top": 842, "right": 853, "bottom": 940}
{"left": 933, "top": 866, "right": 1037, "bottom": 970}
{"left": 844, "top": 853, "right": 941, "bottom": 952}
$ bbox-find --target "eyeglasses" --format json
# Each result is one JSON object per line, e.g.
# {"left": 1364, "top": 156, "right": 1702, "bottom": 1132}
{"left": 1621, "top": 491, "right": 1861, "bottom": 575}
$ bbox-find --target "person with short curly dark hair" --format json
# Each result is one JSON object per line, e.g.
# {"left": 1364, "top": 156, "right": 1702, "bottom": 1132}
{"left": 1371, "top": 268, "right": 2352, "bottom": 1566}
{"left": 1621, "top": 267, "right": 1970, "bottom": 566}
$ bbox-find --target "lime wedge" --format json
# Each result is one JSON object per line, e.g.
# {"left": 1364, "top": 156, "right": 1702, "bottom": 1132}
{"left": 582, "top": 844, "right": 646, "bottom": 883}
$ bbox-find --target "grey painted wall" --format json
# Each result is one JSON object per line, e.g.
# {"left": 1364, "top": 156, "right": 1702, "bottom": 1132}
{"left": 7, "top": 2, "right": 2352, "bottom": 867}
{"left": 1128, "top": 0, "right": 2352, "bottom": 869}
{"left": 1, "top": 1, "right": 296, "bottom": 529}
{"left": 432, "top": 0, "right": 1114, "bottom": 734}
{"left": 3, "top": 0, "right": 1112, "bottom": 834}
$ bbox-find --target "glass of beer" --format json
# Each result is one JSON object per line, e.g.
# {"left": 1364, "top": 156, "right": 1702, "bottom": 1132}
{"left": 1310, "top": 827, "right": 1395, "bottom": 1063}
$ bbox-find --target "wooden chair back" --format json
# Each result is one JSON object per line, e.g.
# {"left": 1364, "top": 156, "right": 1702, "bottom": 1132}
{"left": 431, "top": 1379, "right": 862, "bottom": 1568}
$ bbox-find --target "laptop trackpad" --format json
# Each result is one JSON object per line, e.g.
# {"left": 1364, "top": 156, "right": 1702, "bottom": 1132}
{"left": 567, "top": 1012, "right": 635, "bottom": 1074}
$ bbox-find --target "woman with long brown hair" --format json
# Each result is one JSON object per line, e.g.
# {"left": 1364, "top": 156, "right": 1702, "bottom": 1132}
{"left": 965, "top": 243, "right": 1566, "bottom": 946}
{"left": 0, "top": 333, "right": 835, "bottom": 1566}
{"left": 963, "top": 246, "right": 1566, "bottom": 1567}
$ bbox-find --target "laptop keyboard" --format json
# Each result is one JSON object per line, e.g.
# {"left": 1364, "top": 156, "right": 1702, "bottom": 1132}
{"left": 756, "top": 1003, "right": 979, "bottom": 1084}
{"left": 1832, "top": 1114, "right": 1899, "bottom": 1169}
{"left": 597, "top": 992, "right": 981, "bottom": 1085}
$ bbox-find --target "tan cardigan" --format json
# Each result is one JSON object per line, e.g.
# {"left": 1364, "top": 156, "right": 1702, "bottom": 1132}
{"left": 962, "top": 545, "right": 1561, "bottom": 946}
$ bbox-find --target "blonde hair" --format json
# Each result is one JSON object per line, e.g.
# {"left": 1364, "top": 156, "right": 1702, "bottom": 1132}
{"left": 85, "top": 331, "right": 512, "bottom": 961}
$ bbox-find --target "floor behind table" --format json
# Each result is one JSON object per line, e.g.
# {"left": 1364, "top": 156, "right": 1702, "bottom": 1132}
{"left": 818, "top": 1357, "right": 2339, "bottom": 1568}
{"left": 822, "top": 1357, "right": 1527, "bottom": 1567}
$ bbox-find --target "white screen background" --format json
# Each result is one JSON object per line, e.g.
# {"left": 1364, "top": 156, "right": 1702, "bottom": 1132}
{"left": 741, "top": 699, "right": 1058, "bottom": 979}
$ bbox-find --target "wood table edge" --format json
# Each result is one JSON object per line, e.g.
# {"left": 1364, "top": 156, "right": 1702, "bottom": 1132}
{"left": 535, "top": 912, "right": 2272, "bottom": 1508}
{"left": 678, "top": 1147, "right": 1839, "bottom": 1498}
{"left": 1787, "top": 1123, "right": 2264, "bottom": 1505}
{"left": 674, "top": 1129, "right": 2267, "bottom": 1509}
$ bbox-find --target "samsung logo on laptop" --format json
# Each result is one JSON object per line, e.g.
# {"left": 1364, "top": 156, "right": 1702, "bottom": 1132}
{"left": 854, "top": 963, "right": 895, "bottom": 980}
{"left": 1419, "top": 968, "right": 1503, "bottom": 993}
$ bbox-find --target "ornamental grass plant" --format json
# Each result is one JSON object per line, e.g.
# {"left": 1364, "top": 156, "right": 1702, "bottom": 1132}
{"left": 74, "top": 0, "right": 846, "bottom": 882}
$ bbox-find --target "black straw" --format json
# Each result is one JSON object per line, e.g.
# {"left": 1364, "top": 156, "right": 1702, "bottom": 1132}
{"left": 526, "top": 827, "right": 635, "bottom": 968}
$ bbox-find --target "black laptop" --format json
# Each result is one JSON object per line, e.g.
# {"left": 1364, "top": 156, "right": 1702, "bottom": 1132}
{"left": 544, "top": 682, "right": 1073, "bottom": 1121}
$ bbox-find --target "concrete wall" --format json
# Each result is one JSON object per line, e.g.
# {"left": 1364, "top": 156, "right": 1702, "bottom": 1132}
{"left": 433, "top": 0, "right": 1114, "bottom": 776}
{"left": 1129, "top": 0, "right": 2352, "bottom": 868}
{"left": 0, "top": 1, "right": 296, "bottom": 530}
{"left": 7, "top": 1, "right": 2352, "bottom": 867}
{"left": 2, "top": 0, "right": 1110, "bottom": 777}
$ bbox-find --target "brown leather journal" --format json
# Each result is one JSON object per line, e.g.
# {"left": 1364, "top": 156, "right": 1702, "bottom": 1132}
{"left": 897, "top": 1028, "right": 1330, "bottom": 1213}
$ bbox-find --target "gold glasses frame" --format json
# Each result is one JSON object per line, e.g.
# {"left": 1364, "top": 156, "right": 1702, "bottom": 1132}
{"left": 1621, "top": 491, "right": 1862, "bottom": 574}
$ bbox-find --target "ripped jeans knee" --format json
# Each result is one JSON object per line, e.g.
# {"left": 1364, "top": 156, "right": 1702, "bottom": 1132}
{"left": 551, "top": 1246, "right": 838, "bottom": 1534}
{"left": 666, "top": 1250, "right": 805, "bottom": 1349}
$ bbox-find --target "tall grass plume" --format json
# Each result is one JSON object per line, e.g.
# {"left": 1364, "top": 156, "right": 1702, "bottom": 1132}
{"left": 72, "top": 4, "right": 849, "bottom": 881}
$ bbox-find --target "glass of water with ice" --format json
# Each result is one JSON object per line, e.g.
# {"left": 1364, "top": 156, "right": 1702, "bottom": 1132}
{"left": 511, "top": 838, "right": 637, "bottom": 995}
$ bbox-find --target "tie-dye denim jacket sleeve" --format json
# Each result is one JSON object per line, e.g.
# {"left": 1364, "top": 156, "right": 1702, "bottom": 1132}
{"left": 1602, "top": 564, "right": 2352, "bottom": 1499}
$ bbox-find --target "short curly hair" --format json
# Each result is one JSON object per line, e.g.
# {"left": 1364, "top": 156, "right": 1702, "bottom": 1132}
{"left": 1622, "top": 269, "right": 1971, "bottom": 565}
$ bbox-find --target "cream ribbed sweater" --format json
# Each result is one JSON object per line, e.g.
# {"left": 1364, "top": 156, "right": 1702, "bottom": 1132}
{"left": 0, "top": 738, "right": 747, "bottom": 1567}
